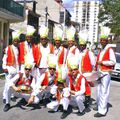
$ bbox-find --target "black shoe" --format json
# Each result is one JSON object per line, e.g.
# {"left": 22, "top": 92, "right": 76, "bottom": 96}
{"left": 60, "top": 110, "right": 69, "bottom": 119}
{"left": 93, "top": 106, "right": 98, "bottom": 111}
{"left": 11, "top": 97, "right": 16, "bottom": 102}
{"left": 3, "top": 104, "right": 10, "bottom": 112}
{"left": 77, "top": 110, "right": 85, "bottom": 116}
{"left": 58, "top": 105, "right": 63, "bottom": 112}
{"left": 48, "top": 110, "right": 56, "bottom": 113}
{"left": 3, "top": 99, "right": 6, "bottom": 104}
{"left": 94, "top": 112, "right": 105, "bottom": 117}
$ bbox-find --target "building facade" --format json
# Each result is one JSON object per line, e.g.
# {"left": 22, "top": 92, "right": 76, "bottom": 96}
{"left": 0, "top": 0, "right": 24, "bottom": 68}
{"left": 73, "top": 0, "right": 100, "bottom": 43}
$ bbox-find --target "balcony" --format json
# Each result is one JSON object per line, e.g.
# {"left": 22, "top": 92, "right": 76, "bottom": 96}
{"left": 0, "top": 0, "right": 24, "bottom": 22}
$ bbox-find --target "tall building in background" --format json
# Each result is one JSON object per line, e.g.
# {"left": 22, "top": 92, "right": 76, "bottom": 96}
{"left": 73, "top": 0, "right": 100, "bottom": 43}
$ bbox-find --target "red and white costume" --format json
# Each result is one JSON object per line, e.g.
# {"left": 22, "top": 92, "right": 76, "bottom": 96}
{"left": 95, "top": 45, "right": 116, "bottom": 115}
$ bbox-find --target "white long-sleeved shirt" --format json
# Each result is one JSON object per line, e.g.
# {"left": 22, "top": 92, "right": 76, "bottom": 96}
{"left": 7, "top": 72, "right": 36, "bottom": 91}
{"left": 39, "top": 43, "right": 53, "bottom": 68}
{"left": 98, "top": 44, "right": 116, "bottom": 73}
{"left": 32, "top": 71, "right": 55, "bottom": 96}
{"left": 67, "top": 74, "right": 86, "bottom": 97}
{"left": 2, "top": 45, "right": 19, "bottom": 74}
{"left": 78, "top": 49, "right": 96, "bottom": 74}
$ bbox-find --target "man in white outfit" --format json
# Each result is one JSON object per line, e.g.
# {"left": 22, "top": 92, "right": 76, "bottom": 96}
{"left": 3, "top": 64, "right": 37, "bottom": 112}
{"left": 94, "top": 34, "right": 116, "bottom": 117}
{"left": 2, "top": 30, "right": 20, "bottom": 104}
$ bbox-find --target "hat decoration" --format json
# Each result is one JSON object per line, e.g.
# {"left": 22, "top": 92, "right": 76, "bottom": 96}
{"left": 26, "top": 25, "right": 36, "bottom": 36}
{"left": 66, "top": 25, "right": 76, "bottom": 41}
{"left": 54, "top": 25, "right": 63, "bottom": 41}
{"left": 39, "top": 25, "right": 49, "bottom": 38}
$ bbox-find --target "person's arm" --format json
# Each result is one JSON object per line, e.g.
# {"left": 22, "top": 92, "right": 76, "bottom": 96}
{"left": 102, "top": 48, "right": 116, "bottom": 66}
{"left": 31, "top": 74, "right": 45, "bottom": 96}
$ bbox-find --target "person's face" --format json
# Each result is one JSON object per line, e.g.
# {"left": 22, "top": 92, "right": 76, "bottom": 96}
{"left": 40, "top": 37, "right": 48, "bottom": 47}
{"left": 26, "top": 35, "right": 32, "bottom": 43}
{"left": 55, "top": 40, "right": 61, "bottom": 48}
{"left": 71, "top": 68, "right": 79, "bottom": 78}
{"left": 49, "top": 67, "right": 56, "bottom": 76}
{"left": 100, "top": 38, "right": 108, "bottom": 48}
{"left": 68, "top": 40, "right": 74, "bottom": 48}
{"left": 25, "top": 68, "right": 31, "bottom": 76}
{"left": 79, "top": 44, "right": 86, "bottom": 51}
{"left": 13, "top": 39, "right": 19, "bottom": 47}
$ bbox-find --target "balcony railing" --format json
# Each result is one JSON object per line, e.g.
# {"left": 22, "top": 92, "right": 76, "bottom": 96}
{"left": 0, "top": 0, "right": 24, "bottom": 17}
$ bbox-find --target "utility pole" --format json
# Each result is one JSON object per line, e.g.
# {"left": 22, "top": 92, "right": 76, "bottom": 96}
{"left": 45, "top": 6, "right": 48, "bottom": 27}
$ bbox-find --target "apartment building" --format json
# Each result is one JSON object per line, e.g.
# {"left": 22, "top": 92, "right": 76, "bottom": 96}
{"left": 73, "top": 0, "right": 100, "bottom": 43}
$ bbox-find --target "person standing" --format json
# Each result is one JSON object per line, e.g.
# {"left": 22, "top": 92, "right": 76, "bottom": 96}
{"left": 78, "top": 31, "right": 96, "bottom": 108}
{"left": 53, "top": 26, "right": 67, "bottom": 67}
{"left": 94, "top": 34, "right": 116, "bottom": 117}
{"left": 65, "top": 26, "right": 80, "bottom": 69}
{"left": 2, "top": 30, "right": 20, "bottom": 104}
{"left": 32, "top": 25, "right": 54, "bottom": 78}
{"left": 19, "top": 25, "right": 36, "bottom": 73}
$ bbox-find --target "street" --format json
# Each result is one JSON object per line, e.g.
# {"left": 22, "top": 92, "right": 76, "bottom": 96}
{"left": 0, "top": 79, "right": 120, "bottom": 120}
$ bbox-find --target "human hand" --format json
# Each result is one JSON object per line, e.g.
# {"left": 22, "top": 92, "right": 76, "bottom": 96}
{"left": 97, "top": 61, "right": 103, "bottom": 65}
{"left": 28, "top": 96, "right": 34, "bottom": 104}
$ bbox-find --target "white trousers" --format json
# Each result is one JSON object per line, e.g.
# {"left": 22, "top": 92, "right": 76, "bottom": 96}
{"left": 97, "top": 73, "right": 110, "bottom": 115}
{"left": 47, "top": 97, "right": 70, "bottom": 111}
{"left": 3, "top": 74, "right": 15, "bottom": 100}
{"left": 70, "top": 95, "right": 85, "bottom": 112}
{"left": 5, "top": 86, "right": 39, "bottom": 104}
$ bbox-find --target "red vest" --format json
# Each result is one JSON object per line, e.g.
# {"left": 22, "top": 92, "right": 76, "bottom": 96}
{"left": 81, "top": 50, "right": 92, "bottom": 73}
{"left": 96, "top": 47, "right": 115, "bottom": 71}
{"left": 16, "top": 73, "right": 33, "bottom": 86}
{"left": 71, "top": 47, "right": 76, "bottom": 54}
{"left": 33, "top": 43, "right": 54, "bottom": 67}
{"left": 19, "top": 42, "right": 26, "bottom": 64}
{"left": 68, "top": 73, "right": 91, "bottom": 96}
{"left": 41, "top": 72, "right": 58, "bottom": 86}
{"left": 6, "top": 45, "right": 15, "bottom": 66}
{"left": 58, "top": 47, "right": 65, "bottom": 65}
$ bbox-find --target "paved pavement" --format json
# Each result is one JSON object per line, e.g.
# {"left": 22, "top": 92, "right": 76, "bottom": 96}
{"left": 0, "top": 79, "right": 120, "bottom": 120}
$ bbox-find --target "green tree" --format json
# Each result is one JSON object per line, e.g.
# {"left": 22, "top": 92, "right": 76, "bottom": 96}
{"left": 99, "top": 0, "right": 120, "bottom": 35}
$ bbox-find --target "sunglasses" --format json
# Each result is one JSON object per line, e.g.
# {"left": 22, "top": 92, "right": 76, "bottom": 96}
{"left": 49, "top": 68, "right": 56, "bottom": 70}
{"left": 25, "top": 68, "right": 31, "bottom": 71}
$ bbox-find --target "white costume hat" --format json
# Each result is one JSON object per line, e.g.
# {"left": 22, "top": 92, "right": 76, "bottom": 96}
{"left": 24, "top": 55, "right": 33, "bottom": 69}
{"left": 67, "top": 55, "right": 79, "bottom": 70}
{"left": 100, "top": 26, "right": 110, "bottom": 39}
{"left": 78, "top": 30, "right": 88, "bottom": 44}
{"left": 12, "top": 30, "right": 20, "bottom": 41}
{"left": 39, "top": 25, "right": 49, "bottom": 38}
{"left": 57, "top": 65, "right": 67, "bottom": 83}
{"left": 66, "top": 25, "right": 76, "bottom": 41}
{"left": 47, "top": 54, "right": 57, "bottom": 68}
{"left": 50, "top": 85, "right": 58, "bottom": 95}
{"left": 26, "top": 25, "right": 35, "bottom": 36}
{"left": 54, "top": 25, "right": 63, "bottom": 41}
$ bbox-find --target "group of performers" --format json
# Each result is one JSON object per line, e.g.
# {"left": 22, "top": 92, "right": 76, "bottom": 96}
{"left": 2, "top": 24, "right": 116, "bottom": 119}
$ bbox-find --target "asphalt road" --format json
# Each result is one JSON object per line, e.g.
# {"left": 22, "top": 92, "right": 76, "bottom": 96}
{"left": 0, "top": 79, "right": 120, "bottom": 120}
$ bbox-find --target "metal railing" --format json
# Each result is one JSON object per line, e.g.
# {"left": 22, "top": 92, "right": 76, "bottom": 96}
{"left": 0, "top": 0, "right": 24, "bottom": 17}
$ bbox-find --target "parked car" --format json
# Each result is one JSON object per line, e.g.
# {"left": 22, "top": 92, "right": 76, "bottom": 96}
{"left": 111, "top": 52, "right": 120, "bottom": 80}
